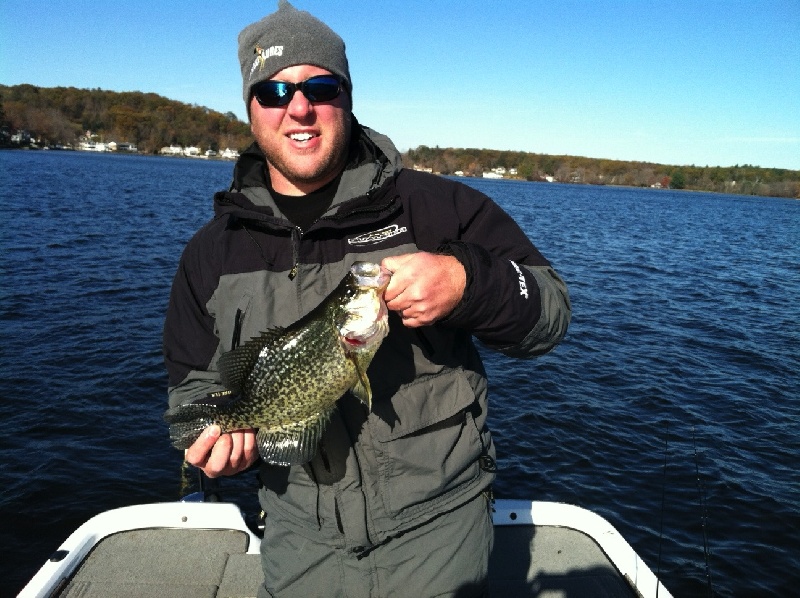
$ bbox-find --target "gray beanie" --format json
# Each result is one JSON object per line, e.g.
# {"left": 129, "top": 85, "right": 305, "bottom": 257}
{"left": 238, "top": 0, "right": 351, "bottom": 106}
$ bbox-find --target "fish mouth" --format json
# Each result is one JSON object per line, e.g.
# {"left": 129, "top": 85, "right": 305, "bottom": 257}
{"left": 351, "top": 261, "right": 391, "bottom": 292}
{"left": 342, "top": 314, "right": 389, "bottom": 347}
{"left": 338, "top": 262, "right": 391, "bottom": 349}
{"left": 340, "top": 293, "right": 389, "bottom": 348}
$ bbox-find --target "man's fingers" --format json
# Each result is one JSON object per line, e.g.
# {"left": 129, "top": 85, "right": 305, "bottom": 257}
{"left": 185, "top": 425, "right": 221, "bottom": 467}
{"left": 381, "top": 253, "right": 414, "bottom": 274}
{"left": 204, "top": 432, "right": 233, "bottom": 478}
{"left": 381, "top": 254, "right": 415, "bottom": 302}
{"left": 226, "top": 429, "right": 254, "bottom": 471}
{"left": 242, "top": 428, "right": 257, "bottom": 456}
{"left": 186, "top": 428, "right": 260, "bottom": 479}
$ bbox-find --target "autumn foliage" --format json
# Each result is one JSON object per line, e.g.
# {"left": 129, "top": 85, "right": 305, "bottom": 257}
{"left": 1, "top": 84, "right": 253, "bottom": 154}
{"left": 2, "top": 85, "right": 797, "bottom": 198}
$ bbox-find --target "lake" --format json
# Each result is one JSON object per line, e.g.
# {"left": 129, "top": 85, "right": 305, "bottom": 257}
{"left": 1, "top": 150, "right": 798, "bottom": 596}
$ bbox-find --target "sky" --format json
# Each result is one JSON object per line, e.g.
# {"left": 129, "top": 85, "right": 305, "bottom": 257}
{"left": 1, "top": 0, "right": 798, "bottom": 170}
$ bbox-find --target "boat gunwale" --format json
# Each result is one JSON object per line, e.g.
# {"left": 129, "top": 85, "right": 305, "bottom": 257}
{"left": 19, "top": 499, "right": 672, "bottom": 598}
{"left": 493, "top": 499, "right": 673, "bottom": 598}
{"left": 19, "top": 501, "right": 261, "bottom": 598}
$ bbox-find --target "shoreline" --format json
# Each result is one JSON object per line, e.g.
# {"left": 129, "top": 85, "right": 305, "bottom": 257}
{"left": 2, "top": 146, "right": 797, "bottom": 199}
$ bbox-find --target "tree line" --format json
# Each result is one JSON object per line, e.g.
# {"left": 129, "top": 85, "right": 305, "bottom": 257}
{"left": 405, "top": 146, "right": 799, "bottom": 199}
{"left": 0, "top": 84, "right": 253, "bottom": 154}
{"left": 2, "top": 84, "right": 797, "bottom": 198}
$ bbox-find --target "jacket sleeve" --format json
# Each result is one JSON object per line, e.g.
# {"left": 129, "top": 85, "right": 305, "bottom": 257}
{"left": 400, "top": 172, "right": 570, "bottom": 358}
{"left": 162, "top": 229, "right": 227, "bottom": 408}
{"left": 439, "top": 239, "right": 570, "bottom": 357}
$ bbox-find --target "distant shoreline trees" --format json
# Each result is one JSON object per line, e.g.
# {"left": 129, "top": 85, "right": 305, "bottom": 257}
{"left": 403, "top": 146, "right": 799, "bottom": 199}
{"left": 0, "top": 84, "right": 253, "bottom": 155}
{"left": 2, "top": 84, "right": 797, "bottom": 198}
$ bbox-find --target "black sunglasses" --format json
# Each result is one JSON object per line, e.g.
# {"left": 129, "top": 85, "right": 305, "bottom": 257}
{"left": 252, "top": 75, "right": 343, "bottom": 107}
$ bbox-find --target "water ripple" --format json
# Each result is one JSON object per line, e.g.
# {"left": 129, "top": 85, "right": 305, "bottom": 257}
{"left": 1, "top": 157, "right": 798, "bottom": 596}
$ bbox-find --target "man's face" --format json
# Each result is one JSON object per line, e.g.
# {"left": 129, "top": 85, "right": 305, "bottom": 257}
{"left": 249, "top": 64, "right": 352, "bottom": 195}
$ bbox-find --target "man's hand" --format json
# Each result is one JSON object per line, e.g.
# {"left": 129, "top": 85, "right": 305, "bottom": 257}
{"left": 184, "top": 425, "right": 259, "bottom": 478}
{"left": 381, "top": 252, "right": 466, "bottom": 328}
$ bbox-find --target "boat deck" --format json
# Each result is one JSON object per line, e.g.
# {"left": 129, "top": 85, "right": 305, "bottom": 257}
{"left": 54, "top": 526, "right": 639, "bottom": 598}
{"left": 53, "top": 526, "right": 636, "bottom": 598}
{"left": 26, "top": 500, "right": 669, "bottom": 598}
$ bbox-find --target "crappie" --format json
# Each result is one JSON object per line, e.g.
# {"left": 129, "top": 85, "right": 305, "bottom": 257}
{"left": 164, "top": 261, "right": 390, "bottom": 466}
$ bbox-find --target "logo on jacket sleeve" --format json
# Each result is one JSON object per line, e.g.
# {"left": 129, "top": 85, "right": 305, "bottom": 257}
{"left": 510, "top": 261, "right": 530, "bottom": 299}
{"left": 347, "top": 224, "right": 408, "bottom": 246}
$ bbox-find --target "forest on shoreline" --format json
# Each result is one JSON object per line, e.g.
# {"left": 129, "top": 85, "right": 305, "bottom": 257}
{"left": 2, "top": 84, "right": 798, "bottom": 198}
{"left": 406, "top": 146, "right": 799, "bottom": 198}
{"left": 0, "top": 84, "right": 253, "bottom": 155}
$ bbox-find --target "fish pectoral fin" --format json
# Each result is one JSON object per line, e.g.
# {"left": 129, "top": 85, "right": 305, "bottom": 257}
{"left": 348, "top": 358, "right": 373, "bottom": 410}
{"left": 256, "top": 409, "right": 333, "bottom": 466}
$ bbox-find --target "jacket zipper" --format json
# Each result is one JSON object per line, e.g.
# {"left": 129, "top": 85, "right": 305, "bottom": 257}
{"left": 288, "top": 227, "right": 302, "bottom": 280}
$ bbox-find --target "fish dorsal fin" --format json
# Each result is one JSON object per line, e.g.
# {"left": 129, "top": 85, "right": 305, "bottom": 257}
{"left": 217, "top": 327, "right": 285, "bottom": 392}
{"left": 256, "top": 407, "right": 334, "bottom": 465}
{"left": 348, "top": 357, "right": 373, "bottom": 410}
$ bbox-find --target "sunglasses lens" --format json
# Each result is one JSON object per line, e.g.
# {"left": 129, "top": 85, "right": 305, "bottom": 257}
{"left": 253, "top": 81, "right": 293, "bottom": 107}
{"left": 253, "top": 76, "right": 342, "bottom": 107}
{"left": 303, "top": 77, "right": 341, "bottom": 102}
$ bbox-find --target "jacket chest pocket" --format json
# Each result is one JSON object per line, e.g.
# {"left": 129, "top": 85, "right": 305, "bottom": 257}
{"left": 368, "top": 369, "right": 484, "bottom": 516}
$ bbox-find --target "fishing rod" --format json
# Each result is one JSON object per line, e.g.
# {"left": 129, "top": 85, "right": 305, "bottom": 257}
{"left": 656, "top": 424, "right": 669, "bottom": 598}
{"left": 656, "top": 423, "right": 715, "bottom": 598}
{"left": 693, "top": 426, "right": 714, "bottom": 597}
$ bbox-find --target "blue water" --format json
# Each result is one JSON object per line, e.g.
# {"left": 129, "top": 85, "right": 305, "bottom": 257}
{"left": 1, "top": 150, "right": 798, "bottom": 597}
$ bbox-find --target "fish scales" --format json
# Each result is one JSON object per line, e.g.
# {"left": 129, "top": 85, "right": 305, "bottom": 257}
{"left": 229, "top": 319, "right": 358, "bottom": 427}
{"left": 165, "top": 261, "right": 390, "bottom": 465}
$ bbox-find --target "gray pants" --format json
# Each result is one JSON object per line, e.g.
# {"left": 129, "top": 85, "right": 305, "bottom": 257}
{"left": 258, "top": 493, "right": 493, "bottom": 598}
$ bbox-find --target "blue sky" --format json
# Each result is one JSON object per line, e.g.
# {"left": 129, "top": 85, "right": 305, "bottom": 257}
{"left": 2, "top": 0, "right": 798, "bottom": 169}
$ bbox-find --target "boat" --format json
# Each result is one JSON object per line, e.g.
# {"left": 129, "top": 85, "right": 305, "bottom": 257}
{"left": 20, "top": 493, "right": 673, "bottom": 597}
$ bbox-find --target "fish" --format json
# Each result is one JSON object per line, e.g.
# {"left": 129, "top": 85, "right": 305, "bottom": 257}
{"left": 164, "top": 261, "right": 391, "bottom": 466}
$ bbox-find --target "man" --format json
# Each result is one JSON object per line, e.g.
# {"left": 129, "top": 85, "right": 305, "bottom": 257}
{"left": 163, "top": 1, "right": 570, "bottom": 596}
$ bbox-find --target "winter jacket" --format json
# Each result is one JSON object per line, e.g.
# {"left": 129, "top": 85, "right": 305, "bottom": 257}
{"left": 163, "top": 122, "right": 570, "bottom": 552}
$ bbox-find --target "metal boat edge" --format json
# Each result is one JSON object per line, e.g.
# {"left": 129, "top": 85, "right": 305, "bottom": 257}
{"left": 492, "top": 500, "right": 673, "bottom": 598}
{"left": 20, "top": 499, "right": 672, "bottom": 598}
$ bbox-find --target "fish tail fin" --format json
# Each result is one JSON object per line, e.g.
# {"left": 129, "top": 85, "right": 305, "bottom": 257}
{"left": 163, "top": 403, "right": 218, "bottom": 450}
{"left": 256, "top": 409, "right": 334, "bottom": 466}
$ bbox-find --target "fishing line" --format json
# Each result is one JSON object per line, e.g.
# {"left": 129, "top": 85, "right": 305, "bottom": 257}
{"left": 655, "top": 422, "right": 669, "bottom": 598}
{"left": 179, "top": 458, "right": 193, "bottom": 497}
{"left": 692, "top": 426, "right": 714, "bottom": 597}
